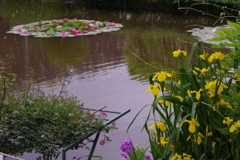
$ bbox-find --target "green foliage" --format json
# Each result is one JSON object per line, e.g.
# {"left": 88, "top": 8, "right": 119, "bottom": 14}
{"left": 0, "top": 56, "right": 115, "bottom": 159}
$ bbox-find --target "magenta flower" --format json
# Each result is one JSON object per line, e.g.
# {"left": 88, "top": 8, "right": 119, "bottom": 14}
{"left": 120, "top": 153, "right": 128, "bottom": 158}
{"left": 45, "top": 25, "right": 49, "bottom": 28}
{"left": 63, "top": 18, "right": 68, "bottom": 21}
{"left": 34, "top": 26, "right": 41, "bottom": 29}
{"left": 99, "top": 140, "right": 105, "bottom": 145}
{"left": 90, "top": 114, "right": 95, "bottom": 117}
{"left": 17, "top": 27, "right": 22, "bottom": 30}
{"left": 21, "top": 30, "right": 28, "bottom": 34}
{"left": 107, "top": 22, "right": 116, "bottom": 26}
{"left": 102, "top": 112, "right": 107, "bottom": 115}
{"left": 146, "top": 155, "right": 152, "bottom": 160}
{"left": 83, "top": 26, "right": 88, "bottom": 30}
{"left": 89, "top": 24, "right": 98, "bottom": 28}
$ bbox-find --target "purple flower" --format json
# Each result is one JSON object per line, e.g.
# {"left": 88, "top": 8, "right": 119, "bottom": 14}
{"left": 120, "top": 153, "right": 128, "bottom": 158}
{"left": 120, "top": 140, "right": 132, "bottom": 153}
{"left": 146, "top": 155, "right": 152, "bottom": 160}
{"left": 61, "top": 31, "right": 66, "bottom": 35}
{"left": 21, "top": 30, "right": 28, "bottom": 34}
{"left": 99, "top": 140, "right": 105, "bottom": 145}
{"left": 34, "top": 26, "right": 41, "bottom": 29}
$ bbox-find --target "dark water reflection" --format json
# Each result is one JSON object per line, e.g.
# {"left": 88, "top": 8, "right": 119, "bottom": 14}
{"left": 0, "top": 1, "right": 225, "bottom": 159}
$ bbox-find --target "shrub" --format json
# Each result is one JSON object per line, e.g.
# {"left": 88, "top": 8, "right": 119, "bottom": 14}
{"left": 0, "top": 56, "right": 115, "bottom": 159}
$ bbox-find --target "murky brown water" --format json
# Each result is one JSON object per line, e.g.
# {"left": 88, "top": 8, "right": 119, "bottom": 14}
{"left": 0, "top": 1, "right": 223, "bottom": 159}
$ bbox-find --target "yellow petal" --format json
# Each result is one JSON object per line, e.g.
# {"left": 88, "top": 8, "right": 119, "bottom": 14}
{"left": 145, "top": 87, "right": 151, "bottom": 92}
{"left": 148, "top": 124, "right": 155, "bottom": 129}
{"left": 158, "top": 72, "right": 166, "bottom": 82}
{"left": 189, "top": 124, "right": 196, "bottom": 133}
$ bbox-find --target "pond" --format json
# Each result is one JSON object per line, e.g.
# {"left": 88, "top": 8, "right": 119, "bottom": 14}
{"left": 0, "top": 1, "right": 223, "bottom": 159}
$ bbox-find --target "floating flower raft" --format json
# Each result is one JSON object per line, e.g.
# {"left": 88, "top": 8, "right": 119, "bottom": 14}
{"left": 6, "top": 18, "right": 123, "bottom": 38}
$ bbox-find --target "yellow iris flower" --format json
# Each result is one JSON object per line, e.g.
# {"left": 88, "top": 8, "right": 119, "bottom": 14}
{"left": 199, "top": 51, "right": 208, "bottom": 60}
{"left": 208, "top": 52, "right": 224, "bottom": 62}
{"left": 223, "top": 117, "right": 233, "bottom": 126}
{"left": 217, "top": 99, "right": 233, "bottom": 109}
{"left": 187, "top": 89, "right": 203, "bottom": 100}
{"left": 205, "top": 80, "right": 228, "bottom": 96}
{"left": 180, "top": 116, "right": 200, "bottom": 133}
{"left": 230, "top": 120, "right": 240, "bottom": 133}
{"left": 172, "top": 49, "right": 187, "bottom": 57}
{"left": 152, "top": 71, "right": 172, "bottom": 82}
{"left": 148, "top": 121, "right": 166, "bottom": 131}
{"left": 193, "top": 67, "right": 209, "bottom": 77}
{"left": 159, "top": 136, "right": 169, "bottom": 145}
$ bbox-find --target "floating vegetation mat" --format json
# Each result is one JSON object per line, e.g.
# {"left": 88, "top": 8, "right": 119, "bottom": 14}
{"left": 6, "top": 18, "right": 123, "bottom": 38}
{"left": 187, "top": 25, "right": 230, "bottom": 45}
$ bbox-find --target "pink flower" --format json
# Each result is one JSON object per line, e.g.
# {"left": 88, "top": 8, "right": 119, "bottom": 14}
{"left": 83, "top": 26, "right": 88, "bottom": 30}
{"left": 56, "top": 26, "right": 62, "bottom": 28}
{"left": 72, "top": 30, "right": 82, "bottom": 34}
{"left": 107, "top": 22, "right": 116, "bottom": 26}
{"left": 17, "top": 101, "right": 21, "bottom": 104}
{"left": 63, "top": 18, "right": 68, "bottom": 21}
{"left": 90, "top": 114, "right": 95, "bottom": 117}
{"left": 78, "top": 109, "right": 84, "bottom": 112}
{"left": 102, "top": 112, "right": 107, "bottom": 115}
{"left": 99, "top": 140, "right": 105, "bottom": 145}
{"left": 61, "top": 31, "right": 66, "bottom": 35}
{"left": 74, "top": 19, "right": 79, "bottom": 22}
{"left": 59, "top": 20, "right": 64, "bottom": 23}
{"left": 68, "top": 27, "right": 76, "bottom": 31}
{"left": 52, "top": 19, "right": 57, "bottom": 22}
{"left": 88, "top": 29, "right": 93, "bottom": 31}
{"left": 34, "top": 26, "right": 41, "bottom": 29}
{"left": 45, "top": 25, "right": 49, "bottom": 28}
{"left": 89, "top": 24, "right": 98, "bottom": 28}
{"left": 21, "top": 30, "right": 28, "bottom": 34}
{"left": 17, "top": 27, "right": 22, "bottom": 30}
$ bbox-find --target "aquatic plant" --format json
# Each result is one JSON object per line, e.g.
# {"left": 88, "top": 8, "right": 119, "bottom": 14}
{"left": 6, "top": 19, "right": 123, "bottom": 38}
{"left": 126, "top": 43, "right": 240, "bottom": 159}
{"left": 0, "top": 56, "right": 116, "bottom": 160}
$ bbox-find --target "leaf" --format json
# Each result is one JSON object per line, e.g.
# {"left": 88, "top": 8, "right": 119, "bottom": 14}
{"left": 207, "top": 37, "right": 224, "bottom": 41}
{"left": 227, "top": 21, "right": 240, "bottom": 28}
{"left": 46, "top": 30, "right": 55, "bottom": 35}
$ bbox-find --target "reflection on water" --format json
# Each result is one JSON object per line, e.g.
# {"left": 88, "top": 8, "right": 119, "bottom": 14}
{"left": 0, "top": 0, "right": 225, "bottom": 159}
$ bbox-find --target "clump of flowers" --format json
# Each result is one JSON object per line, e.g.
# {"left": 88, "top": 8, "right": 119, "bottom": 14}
{"left": 7, "top": 18, "right": 123, "bottom": 38}
{"left": 127, "top": 45, "right": 240, "bottom": 159}
{"left": 120, "top": 140, "right": 152, "bottom": 160}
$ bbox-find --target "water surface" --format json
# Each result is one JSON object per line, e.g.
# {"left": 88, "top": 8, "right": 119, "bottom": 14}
{"left": 0, "top": 1, "right": 222, "bottom": 159}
